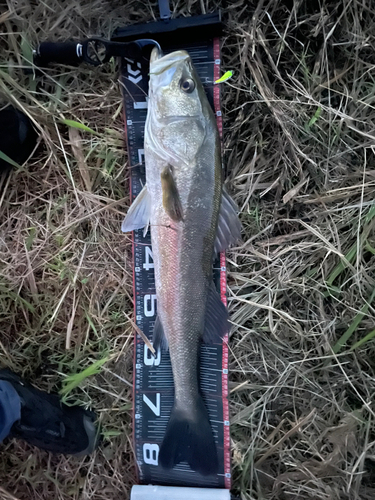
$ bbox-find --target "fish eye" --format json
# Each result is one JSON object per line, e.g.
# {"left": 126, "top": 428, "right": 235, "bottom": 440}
{"left": 180, "top": 78, "right": 195, "bottom": 93}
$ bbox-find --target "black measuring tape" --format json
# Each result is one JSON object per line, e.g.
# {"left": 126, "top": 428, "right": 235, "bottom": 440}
{"left": 120, "top": 38, "right": 231, "bottom": 488}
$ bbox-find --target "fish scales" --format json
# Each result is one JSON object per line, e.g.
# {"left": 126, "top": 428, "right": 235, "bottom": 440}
{"left": 147, "top": 120, "right": 221, "bottom": 409}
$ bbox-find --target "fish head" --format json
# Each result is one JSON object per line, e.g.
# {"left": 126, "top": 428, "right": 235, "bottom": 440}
{"left": 147, "top": 48, "right": 212, "bottom": 166}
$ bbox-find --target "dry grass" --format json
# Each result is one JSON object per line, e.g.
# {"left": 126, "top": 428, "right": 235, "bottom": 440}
{"left": 1, "top": 0, "right": 375, "bottom": 499}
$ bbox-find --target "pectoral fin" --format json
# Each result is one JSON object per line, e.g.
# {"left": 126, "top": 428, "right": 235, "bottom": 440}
{"left": 214, "top": 187, "right": 241, "bottom": 254}
{"left": 121, "top": 184, "right": 151, "bottom": 232}
{"left": 161, "top": 165, "right": 184, "bottom": 222}
{"left": 202, "top": 282, "right": 229, "bottom": 343}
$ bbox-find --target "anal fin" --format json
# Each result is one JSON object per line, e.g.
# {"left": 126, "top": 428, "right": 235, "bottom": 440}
{"left": 214, "top": 187, "right": 241, "bottom": 254}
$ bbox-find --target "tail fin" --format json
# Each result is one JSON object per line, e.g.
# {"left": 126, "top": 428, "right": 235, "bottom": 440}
{"left": 159, "top": 395, "right": 218, "bottom": 476}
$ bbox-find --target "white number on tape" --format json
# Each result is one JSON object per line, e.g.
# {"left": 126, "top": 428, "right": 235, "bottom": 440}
{"left": 143, "top": 393, "right": 161, "bottom": 416}
{"left": 144, "top": 294, "right": 156, "bottom": 317}
{"left": 143, "top": 246, "right": 154, "bottom": 270}
{"left": 143, "top": 344, "right": 161, "bottom": 366}
{"left": 143, "top": 443, "right": 159, "bottom": 465}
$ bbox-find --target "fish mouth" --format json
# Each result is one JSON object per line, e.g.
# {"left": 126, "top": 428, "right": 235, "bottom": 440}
{"left": 150, "top": 46, "right": 162, "bottom": 64}
{"left": 150, "top": 50, "right": 190, "bottom": 76}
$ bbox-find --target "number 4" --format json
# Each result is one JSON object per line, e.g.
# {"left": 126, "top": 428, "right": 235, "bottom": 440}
{"left": 143, "top": 246, "right": 154, "bottom": 270}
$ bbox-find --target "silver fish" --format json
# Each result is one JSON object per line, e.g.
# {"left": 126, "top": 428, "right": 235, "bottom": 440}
{"left": 122, "top": 47, "right": 241, "bottom": 475}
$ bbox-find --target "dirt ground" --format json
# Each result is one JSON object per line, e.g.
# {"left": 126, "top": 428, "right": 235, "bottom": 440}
{"left": 1, "top": 0, "right": 375, "bottom": 499}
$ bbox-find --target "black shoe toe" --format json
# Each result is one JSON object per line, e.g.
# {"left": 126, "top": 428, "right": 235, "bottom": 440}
{"left": 0, "top": 105, "right": 38, "bottom": 173}
{"left": 0, "top": 369, "right": 100, "bottom": 455}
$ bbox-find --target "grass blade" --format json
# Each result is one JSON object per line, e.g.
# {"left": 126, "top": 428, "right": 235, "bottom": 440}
{"left": 326, "top": 206, "right": 375, "bottom": 287}
{"left": 0, "top": 150, "right": 21, "bottom": 169}
{"left": 307, "top": 106, "right": 322, "bottom": 129}
{"left": 61, "top": 119, "right": 100, "bottom": 136}
{"left": 350, "top": 329, "right": 375, "bottom": 351}
{"left": 332, "top": 288, "right": 375, "bottom": 354}
{"left": 60, "top": 356, "right": 109, "bottom": 396}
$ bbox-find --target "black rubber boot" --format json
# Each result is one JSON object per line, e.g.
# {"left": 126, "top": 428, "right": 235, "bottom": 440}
{"left": 0, "top": 369, "right": 100, "bottom": 456}
{"left": 0, "top": 105, "right": 38, "bottom": 174}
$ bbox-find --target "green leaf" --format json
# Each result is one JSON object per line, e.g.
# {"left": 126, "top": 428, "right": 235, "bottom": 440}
{"left": 101, "top": 430, "right": 123, "bottom": 438}
{"left": 326, "top": 206, "right": 375, "bottom": 287}
{"left": 61, "top": 119, "right": 100, "bottom": 136}
{"left": 326, "top": 242, "right": 357, "bottom": 287}
{"left": 350, "top": 328, "right": 375, "bottom": 351}
{"left": 0, "top": 150, "right": 22, "bottom": 169}
{"left": 323, "top": 285, "right": 341, "bottom": 298}
{"left": 86, "top": 313, "right": 98, "bottom": 336}
{"left": 60, "top": 356, "right": 109, "bottom": 396}
{"left": 332, "top": 288, "right": 375, "bottom": 354}
{"left": 26, "top": 227, "right": 37, "bottom": 251}
{"left": 20, "top": 36, "right": 33, "bottom": 65}
{"left": 307, "top": 106, "right": 322, "bottom": 128}
{"left": 365, "top": 241, "right": 375, "bottom": 255}
{"left": 6, "top": 291, "right": 35, "bottom": 313}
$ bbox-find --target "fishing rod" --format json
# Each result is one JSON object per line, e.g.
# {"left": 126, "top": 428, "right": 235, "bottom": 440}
{"left": 32, "top": 8, "right": 222, "bottom": 68}
{"left": 33, "top": 37, "right": 161, "bottom": 68}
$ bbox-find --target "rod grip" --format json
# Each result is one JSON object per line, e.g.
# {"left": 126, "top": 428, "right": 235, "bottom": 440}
{"left": 35, "top": 42, "right": 82, "bottom": 66}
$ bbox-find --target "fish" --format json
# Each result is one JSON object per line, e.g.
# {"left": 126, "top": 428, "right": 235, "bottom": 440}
{"left": 122, "top": 47, "right": 241, "bottom": 476}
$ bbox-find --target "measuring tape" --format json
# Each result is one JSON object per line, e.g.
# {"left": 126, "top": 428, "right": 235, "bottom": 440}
{"left": 120, "top": 37, "right": 230, "bottom": 488}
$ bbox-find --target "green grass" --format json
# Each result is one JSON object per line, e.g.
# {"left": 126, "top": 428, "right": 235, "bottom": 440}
{"left": 332, "top": 288, "right": 375, "bottom": 354}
